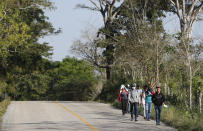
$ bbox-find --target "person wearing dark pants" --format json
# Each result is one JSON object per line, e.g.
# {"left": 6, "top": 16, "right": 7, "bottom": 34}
{"left": 120, "top": 88, "right": 128, "bottom": 115}
{"left": 121, "top": 97, "right": 128, "bottom": 115}
{"left": 128, "top": 83, "right": 140, "bottom": 121}
{"left": 130, "top": 102, "right": 139, "bottom": 120}
{"left": 155, "top": 105, "right": 162, "bottom": 125}
{"left": 152, "top": 86, "right": 165, "bottom": 125}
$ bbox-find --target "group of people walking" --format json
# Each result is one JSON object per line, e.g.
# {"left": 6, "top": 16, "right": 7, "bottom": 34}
{"left": 118, "top": 83, "right": 165, "bottom": 125}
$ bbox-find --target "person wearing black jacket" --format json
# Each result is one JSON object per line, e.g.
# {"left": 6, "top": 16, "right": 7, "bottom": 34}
{"left": 152, "top": 86, "right": 165, "bottom": 125}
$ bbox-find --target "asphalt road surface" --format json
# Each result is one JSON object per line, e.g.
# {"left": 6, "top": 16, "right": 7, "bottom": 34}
{"left": 1, "top": 101, "right": 177, "bottom": 131}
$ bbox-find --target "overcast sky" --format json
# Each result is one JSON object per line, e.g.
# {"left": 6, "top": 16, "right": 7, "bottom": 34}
{"left": 40, "top": 0, "right": 203, "bottom": 61}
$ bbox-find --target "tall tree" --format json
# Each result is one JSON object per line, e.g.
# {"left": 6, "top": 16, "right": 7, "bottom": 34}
{"left": 109, "top": 0, "right": 171, "bottom": 86}
{"left": 169, "top": 0, "right": 203, "bottom": 110}
{"left": 77, "top": 0, "right": 123, "bottom": 80}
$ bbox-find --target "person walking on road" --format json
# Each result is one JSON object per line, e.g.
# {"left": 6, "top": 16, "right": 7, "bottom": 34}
{"left": 152, "top": 86, "right": 165, "bottom": 125}
{"left": 136, "top": 84, "right": 142, "bottom": 116}
{"left": 145, "top": 86, "right": 154, "bottom": 121}
{"left": 120, "top": 85, "right": 129, "bottom": 115}
{"left": 126, "top": 84, "right": 131, "bottom": 113}
{"left": 128, "top": 83, "right": 140, "bottom": 121}
{"left": 141, "top": 85, "right": 147, "bottom": 119}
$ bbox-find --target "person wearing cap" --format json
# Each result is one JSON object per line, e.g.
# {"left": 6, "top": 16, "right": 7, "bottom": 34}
{"left": 120, "top": 84, "right": 128, "bottom": 93}
{"left": 152, "top": 86, "right": 165, "bottom": 125}
{"left": 145, "top": 86, "right": 154, "bottom": 121}
{"left": 128, "top": 83, "right": 140, "bottom": 121}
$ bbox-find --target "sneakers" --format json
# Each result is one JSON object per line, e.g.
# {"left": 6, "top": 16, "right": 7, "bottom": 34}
{"left": 156, "top": 123, "right": 160, "bottom": 125}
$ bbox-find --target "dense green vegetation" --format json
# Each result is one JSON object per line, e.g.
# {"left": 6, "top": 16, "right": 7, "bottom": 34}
{"left": 0, "top": 0, "right": 98, "bottom": 101}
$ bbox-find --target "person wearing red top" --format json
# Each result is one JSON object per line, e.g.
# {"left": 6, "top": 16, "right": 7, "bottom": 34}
{"left": 120, "top": 88, "right": 129, "bottom": 115}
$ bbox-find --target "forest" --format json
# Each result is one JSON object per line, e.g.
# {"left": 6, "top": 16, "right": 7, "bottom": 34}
{"left": 0, "top": 0, "right": 203, "bottom": 130}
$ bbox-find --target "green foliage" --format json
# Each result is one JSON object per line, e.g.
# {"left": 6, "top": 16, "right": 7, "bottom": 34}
{"left": 160, "top": 104, "right": 203, "bottom": 131}
{"left": 96, "top": 75, "right": 126, "bottom": 102}
{"left": 0, "top": 0, "right": 55, "bottom": 70}
{"left": 0, "top": 98, "right": 10, "bottom": 122}
{"left": 3, "top": 56, "right": 98, "bottom": 101}
{"left": 14, "top": 72, "right": 51, "bottom": 100}
{"left": 49, "top": 57, "right": 98, "bottom": 101}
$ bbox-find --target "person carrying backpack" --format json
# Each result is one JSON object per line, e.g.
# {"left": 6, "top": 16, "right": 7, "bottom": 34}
{"left": 152, "top": 86, "right": 165, "bottom": 125}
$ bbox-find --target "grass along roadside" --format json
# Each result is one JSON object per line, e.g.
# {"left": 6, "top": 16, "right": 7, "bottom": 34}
{"left": 0, "top": 98, "right": 10, "bottom": 122}
{"left": 112, "top": 100, "right": 203, "bottom": 131}
{"left": 159, "top": 105, "right": 203, "bottom": 131}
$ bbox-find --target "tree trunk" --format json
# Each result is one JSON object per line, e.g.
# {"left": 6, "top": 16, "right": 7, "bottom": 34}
{"left": 165, "top": 75, "right": 168, "bottom": 95}
{"left": 106, "top": 66, "right": 111, "bottom": 80}
{"left": 168, "top": 85, "right": 170, "bottom": 96}
{"left": 156, "top": 41, "right": 159, "bottom": 83}
{"left": 164, "top": 82, "right": 167, "bottom": 95}
{"left": 140, "top": 68, "right": 143, "bottom": 83}
{"left": 189, "top": 60, "right": 192, "bottom": 110}
{"left": 132, "top": 68, "right": 136, "bottom": 82}
{"left": 200, "top": 90, "right": 203, "bottom": 113}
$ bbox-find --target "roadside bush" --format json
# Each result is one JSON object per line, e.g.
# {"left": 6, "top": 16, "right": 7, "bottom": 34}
{"left": 97, "top": 80, "right": 122, "bottom": 102}
{"left": 0, "top": 98, "right": 10, "bottom": 121}
{"left": 112, "top": 99, "right": 121, "bottom": 109}
{"left": 160, "top": 104, "right": 203, "bottom": 131}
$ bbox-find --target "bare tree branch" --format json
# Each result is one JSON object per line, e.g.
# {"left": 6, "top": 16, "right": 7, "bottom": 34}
{"left": 176, "top": 0, "right": 182, "bottom": 19}
{"left": 188, "top": 0, "right": 199, "bottom": 18}
{"left": 76, "top": 4, "right": 100, "bottom": 11}
{"left": 170, "top": 0, "right": 176, "bottom": 6}
{"left": 89, "top": 0, "right": 100, "bottom": 10}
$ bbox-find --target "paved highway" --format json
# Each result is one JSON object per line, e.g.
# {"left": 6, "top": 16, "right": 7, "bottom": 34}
{"left": 1, "top": 101, "right": 177, "bottom": 131}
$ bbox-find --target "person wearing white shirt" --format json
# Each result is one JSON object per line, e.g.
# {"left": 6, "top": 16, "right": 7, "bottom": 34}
{"left": 141, "top": 85, "right": 147, "bottom": 119}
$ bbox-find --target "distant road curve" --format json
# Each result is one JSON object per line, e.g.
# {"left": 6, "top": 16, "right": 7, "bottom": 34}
{"left": 1, "top": 101, "right": 177, "bottom": 131}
